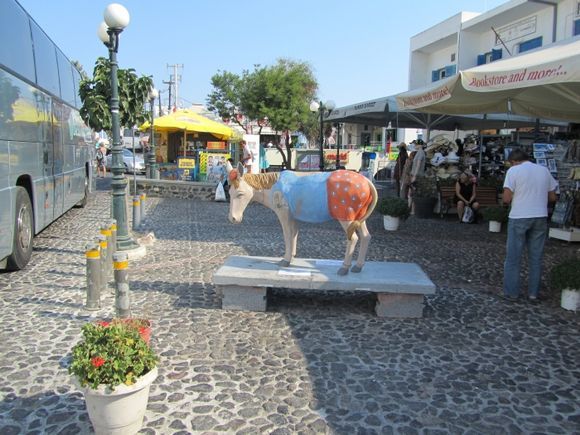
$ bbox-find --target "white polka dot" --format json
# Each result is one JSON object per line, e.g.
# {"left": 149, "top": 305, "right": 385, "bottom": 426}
{"left": 341, "top": 199, "right": 346, "bottom": 204}
{"left": 361, "top": 192, "right": 366, "bottom": 197}
{"left": 343, "top": 187, "right": 348, "bottom": 192}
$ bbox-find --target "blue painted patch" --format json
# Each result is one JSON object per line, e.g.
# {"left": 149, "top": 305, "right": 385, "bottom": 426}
{"left": 271, "top": 171, "right": 332, "bottom": 223}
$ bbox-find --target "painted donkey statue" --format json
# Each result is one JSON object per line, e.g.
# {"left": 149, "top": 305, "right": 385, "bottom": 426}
{"left": 227, "top": 163, "right": 378, "bottom": 275}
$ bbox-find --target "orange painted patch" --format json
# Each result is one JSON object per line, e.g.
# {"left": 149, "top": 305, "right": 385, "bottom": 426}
{"left": 327, "top": 170, "right": 372, "bottom": 221}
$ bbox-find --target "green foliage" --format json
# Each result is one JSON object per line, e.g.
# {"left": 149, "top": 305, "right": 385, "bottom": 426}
{"left": 481, "top": 206, "right": 509, "bottom": 222}
{"left": 206, "top": 71, "right": 243, "bottom": 129}
{"left": 550, "top": 258, "right": 580, "bottom": 291}
{"left": 79, "top": 57, "right": 153, "bottom": 133}
{"left": 413, "top": 176, "right": 438, "bottom": 199}
{"left": 69, "top": 319, "right": 157, "bottom": 390}
{"left": 206, "top": 58, "right": 318, "bottom": 169}
{"left": 379, "top": 197, "right": 410, "bottom": 219}
{"left": 478, "top": 177, "right": 503, "bottom": 189}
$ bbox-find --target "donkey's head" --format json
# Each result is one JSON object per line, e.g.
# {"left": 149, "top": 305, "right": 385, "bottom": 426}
{"left": 228, "top": 163, "right": 254, "bottom": 224}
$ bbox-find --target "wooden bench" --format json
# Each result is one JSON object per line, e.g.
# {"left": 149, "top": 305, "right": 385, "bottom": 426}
{"left": 438, "top": 185, "right": 499, "bottom": 218}
{"left": 213, "top": 256, "right": 436, "bottom": 318}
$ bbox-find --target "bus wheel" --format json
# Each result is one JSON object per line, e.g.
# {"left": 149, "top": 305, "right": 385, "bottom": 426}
{"left": 7, "top": 187, "right": 34, "bottom": 271}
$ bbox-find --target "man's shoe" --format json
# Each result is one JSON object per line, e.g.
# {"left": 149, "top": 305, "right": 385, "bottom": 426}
{"left": 528, "top": 295, "right": 542, "bottom": 304}
{"left": 502, "top": 294, "right": 519, "bottom": 302}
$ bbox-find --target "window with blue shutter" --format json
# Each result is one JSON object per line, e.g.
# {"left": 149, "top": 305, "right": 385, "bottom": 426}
{"left": 519, "top": 36, "right": 542, "bottom": 53}
{"left": 574, "top": 19, "right": 580, "bottom": 36}
{"left": 491, "top": 48, "right": 502, "bottom": 61}
{"left": 445, "top": 65, "right": 457, "bottom": 76}
{"left": 432, "top": 70, "right": 439, "bottom": 82}
{"left": 477, "top": 54, "right": 486, "bottom": 65}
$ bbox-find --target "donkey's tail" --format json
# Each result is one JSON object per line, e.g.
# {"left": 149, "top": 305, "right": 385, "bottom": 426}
{"left": 346, "top": 180, "right": 378, "bottom": 240}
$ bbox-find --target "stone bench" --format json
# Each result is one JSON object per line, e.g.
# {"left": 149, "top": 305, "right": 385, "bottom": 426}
{"left": 213, "top": 256, "right": 436, "bottom": 318}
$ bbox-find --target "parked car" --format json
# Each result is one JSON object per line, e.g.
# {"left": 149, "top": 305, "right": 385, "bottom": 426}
{"left": 105, "top": 148, "right": 146, "bottom": 174}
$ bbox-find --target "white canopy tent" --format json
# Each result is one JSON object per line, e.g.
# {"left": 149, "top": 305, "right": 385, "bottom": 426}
{"left": 395, "top": 38, "right": 580, "bottom": 122}
{"left": 325, "top": 95, "right": 566, "bottom": 139}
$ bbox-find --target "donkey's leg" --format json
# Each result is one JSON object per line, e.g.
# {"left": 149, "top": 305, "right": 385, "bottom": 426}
{"left": 337, "top": 221, "right": 358, "bottom": 276}
{"left": 277, "top": 212, "right": 294, "bottom": 267}
{"left": 290, "top": 220, "right": 299, "bottom": 257}
{"left": 351, "top": 221, "right": 371, "bottom": 273}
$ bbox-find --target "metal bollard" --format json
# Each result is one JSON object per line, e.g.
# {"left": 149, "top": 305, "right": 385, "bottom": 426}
{"left": 109, "top": 219, "right": 117, "bottom": 255}
{"left": 100, "top": 224, "right": 113, "bottom": 280}
{"left": 113, "top": 251, "right": 131, "bottom": 318}
{"left": 85, "top": 242, "right": 101, "bottom": 310}
{"left": 95, "top": 234, "right": 108, "bottom": 292}
{"left": 140, "top": 192, "right": 146, "bottom": 221}
{"left": 132, "top": 195, "right": 141, "bottom": 230}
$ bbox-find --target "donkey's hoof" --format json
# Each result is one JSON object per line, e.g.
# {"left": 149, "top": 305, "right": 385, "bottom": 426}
{"left": 337, "top": 266, "right": 350, "bottom": 276}
{"left": 278, "top": 259, "right": 291, "bottom": 267}
{"left": 351, "top": 265, "right": 363, "bottom": 273}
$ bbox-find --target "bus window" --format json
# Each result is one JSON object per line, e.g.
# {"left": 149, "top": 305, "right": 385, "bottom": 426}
{"left": 30, "top": 21, "right": 60, "bottom": 97}
{"left": 56, "top": 49, "right": 76, "bottom": 107}
{"left": 0, "top": 0, "right": 35, "bottom": 82}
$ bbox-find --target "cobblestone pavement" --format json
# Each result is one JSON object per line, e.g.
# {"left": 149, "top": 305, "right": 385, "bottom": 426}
{"left": 1, "top": 180, "right": 579, "bottom": 434}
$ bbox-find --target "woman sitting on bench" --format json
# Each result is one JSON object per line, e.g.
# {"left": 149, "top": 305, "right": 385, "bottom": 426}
{"left": 455, "top": 172, "right": 479, "bottom": 223}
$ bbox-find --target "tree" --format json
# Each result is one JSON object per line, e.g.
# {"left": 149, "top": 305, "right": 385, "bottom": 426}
{"left": 206, "top": 71, "right": 246, "bottom": 132}
{"left": 207, "top": 59, "right": 318, "bottom": 169}
{"left": 78, "top": 57, "right": 153, "bottom": 135}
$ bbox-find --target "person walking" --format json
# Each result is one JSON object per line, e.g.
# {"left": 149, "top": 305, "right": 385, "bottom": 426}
{"left": 96, "top": 143, "right": 107, "bottom": 178}
{"left": 502, "top": 148, "right": 558, "bottom": 302}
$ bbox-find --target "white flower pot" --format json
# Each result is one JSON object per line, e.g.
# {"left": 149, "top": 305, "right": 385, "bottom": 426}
{"left": 79, "top": 367, "right": 158, "bottom": 435}
{"left": 489, "top": 221, "right": 502, "bottom": 232}
{"left": 561, "top": 288, "right": 580, "bottom": 311}
{"left": 383, "top": 215, "right": 400, "bottom": 231}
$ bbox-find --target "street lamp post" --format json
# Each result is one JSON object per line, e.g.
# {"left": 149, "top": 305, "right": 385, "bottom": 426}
{"left": 335, "top": 122, "right": 342, "bottom": 170}
{"left": 310, "top": 100, "right": 335, "bottom": 171}
{"left": 98, "top": 4, "right": 138, "bottom": 251}
{"left": 147, "top": 88, "right": 159, "bottom": 179}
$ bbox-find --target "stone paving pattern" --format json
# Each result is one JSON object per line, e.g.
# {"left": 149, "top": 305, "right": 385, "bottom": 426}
{"left": 0, "top": 180, "right": 579, "bottom": 434}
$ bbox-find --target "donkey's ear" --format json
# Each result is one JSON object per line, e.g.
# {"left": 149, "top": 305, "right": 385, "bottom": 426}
{"left": 237, "top": 162, "right": 244, "bottom": 177}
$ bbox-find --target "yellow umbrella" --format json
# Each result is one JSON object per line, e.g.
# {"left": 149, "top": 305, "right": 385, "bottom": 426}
{"left": 140, "top": 109, "right": 233, "bottom": 140}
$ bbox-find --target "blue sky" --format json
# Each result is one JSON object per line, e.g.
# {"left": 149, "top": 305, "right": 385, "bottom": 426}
{"left": 18, "top": 0, "right": 506, "bottom": 109}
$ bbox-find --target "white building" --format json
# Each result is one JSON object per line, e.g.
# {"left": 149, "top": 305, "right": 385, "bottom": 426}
{"left": 410, "top": 0, "right": 580, "bottom": 91}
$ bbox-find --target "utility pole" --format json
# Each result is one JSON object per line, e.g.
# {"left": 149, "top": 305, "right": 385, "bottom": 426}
{"left": 163, "top": 78, "right": 173, "bottom": 112}
{"left": 166, "top": 63, "right": 183, "bottom": 110}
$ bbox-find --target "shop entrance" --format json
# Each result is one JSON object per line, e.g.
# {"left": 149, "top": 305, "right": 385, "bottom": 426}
{"left": 167, "top": 132, "right": 182, "bottom": 163}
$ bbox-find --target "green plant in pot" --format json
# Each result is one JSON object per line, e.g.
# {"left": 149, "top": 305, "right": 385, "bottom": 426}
{"left": 379, "top": 197, "right": 410, "bottom": 219}
{"left": 379, "top": 196, "right": 410, "bottom": 230}
{"left": 412, "top": 176, "right": 438, "bottom": 218}
{"left": 481, "top": 206, "right": 509, "bottom": 223}
{"left": 69, "top": 320, "right": 159, "bottom": 434}
{"left": 550, "top": 257, "right": 580, "bottom": 311}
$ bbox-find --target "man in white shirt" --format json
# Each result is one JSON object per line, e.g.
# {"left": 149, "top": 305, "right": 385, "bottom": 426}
{"left": 502, "top": 148, "right": 558, "bottom": 302}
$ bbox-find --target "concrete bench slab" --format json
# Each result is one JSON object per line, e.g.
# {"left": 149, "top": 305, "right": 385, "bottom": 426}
{"left": 213, "top": 256, "right": 436, "bottom": 318}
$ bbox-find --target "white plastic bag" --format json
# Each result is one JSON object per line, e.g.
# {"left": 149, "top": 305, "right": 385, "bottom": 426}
{"left": 462, "top": 205, "right": 474, "bottom": 223}
{"left": 215, "top": 182, "right": 226, "bottom": 202}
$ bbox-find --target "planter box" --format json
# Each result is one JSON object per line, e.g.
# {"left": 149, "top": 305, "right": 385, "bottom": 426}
{"left": 549, "top": 227, "right": 580, "bottom": 242}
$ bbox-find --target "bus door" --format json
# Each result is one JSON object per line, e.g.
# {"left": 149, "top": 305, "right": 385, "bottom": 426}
{"left": 51, "top": 101, "right": 65, "bottom": 220}
{"left": 34, "top": 92, "right": 56, "bottom": 230}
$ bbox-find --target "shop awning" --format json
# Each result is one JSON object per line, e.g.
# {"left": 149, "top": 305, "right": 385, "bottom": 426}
{"left": 395, "top": 38, "right": 580, "bottom": 122}
{"left": 325, "top": 95, "right": 565, "bottom": 131}
{"left": 140, "top": 109, "right": 234, "bottom": 140}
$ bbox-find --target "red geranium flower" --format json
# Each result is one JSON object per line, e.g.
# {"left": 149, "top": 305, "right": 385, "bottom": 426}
{"left": 96, "top": 321, "right": 110, "bottom": 327}
{"left": 91, "top": 356, "right": 106, "bottom": 367}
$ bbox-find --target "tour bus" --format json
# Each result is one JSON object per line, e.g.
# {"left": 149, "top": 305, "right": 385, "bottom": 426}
{"left": 0, "top": 0, "right": 94, "bottom": 270}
